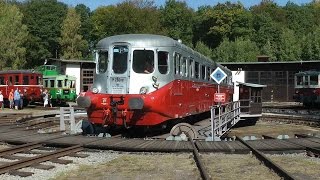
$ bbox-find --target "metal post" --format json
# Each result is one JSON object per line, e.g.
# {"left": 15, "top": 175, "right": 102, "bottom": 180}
{"left": 218, "top": 84, "right": 221, "bottom": 135}
{"left": 211, "top": 107, "right": 215, "bottom": 141}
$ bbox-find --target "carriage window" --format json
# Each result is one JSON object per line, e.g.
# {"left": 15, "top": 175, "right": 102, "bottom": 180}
{"left": 112, "top": 46, "right": 128, "bottom": 74}
{"left": 158, "top": 51, "right": 168, "bottom": 74}
{"left": 207, "top": 67, "right": 211, "bottom": 81}
{"left": 174, "top": 53, "right": 181, "bottom": 75}
{"left": 64, "top": 79, "right": 68, "bottom": 87}
{"left": 195, "top": 62, "right": 199, "bottom": 79}
{"left": 58, "top": 80, "right": 62, "bottom": 88}
{"left": 97, "top": 50, "right": 108, "bottom": 73}
{"left": 50, "top": 80, "right": 55, "bottom": 88}
{"left": 201, "top": 65, "right": 206, "bottom": 80}
{"left": 296, "top": 75, "right": 303, "bottom": 85}
{"left": 23, "top": 76, "right": 29, "bottom": 85}
{"left": 15, "top": 75, "right": 19, "bottom": 85}
{"left": 0, "top": 77, "right": 4, "bottom": 85}
{"left": 133, "top": 49, "right": 154, "bottom": 74}
{"left": 182, "top": 57, "right": 188, "bottom": 77}
{"left": 71, "top": 80, "right": 76, "bottom": 88}
{"left": 310, "top": 75, "right": 318, "bottom": 85}
{"left": 44, "top": 80, "right": 48, "bottom": 87}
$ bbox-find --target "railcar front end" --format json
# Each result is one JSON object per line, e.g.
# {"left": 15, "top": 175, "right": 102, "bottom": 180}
{"left": 294, "top": 71, "right": 320, "bottom": 106}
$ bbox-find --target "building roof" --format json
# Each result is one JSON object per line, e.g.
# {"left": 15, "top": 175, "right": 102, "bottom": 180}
{"left": 49, "top": 58, "right": 95, "bottom": 64}
{"left": 237, "top": 82, "right": 267, "bottom": 88}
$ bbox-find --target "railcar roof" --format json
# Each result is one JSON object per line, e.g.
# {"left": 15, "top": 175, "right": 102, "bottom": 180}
{"left": 0, "top": 70, "right": 41, "bottom": 75}
{"left": 96, "top": 34, "right": 214, "bottom": 64}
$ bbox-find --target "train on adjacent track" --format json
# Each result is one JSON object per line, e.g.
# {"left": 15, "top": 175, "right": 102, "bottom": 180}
{"left": 293, "top": 70, "right": 320, "bottom": 107}
{"left": 77, "top": 34, "right": 234, "bottom": 134}
{"left": 38, "top": 65, "right": 77, "bottom": 105}
{"left": 0, "top": 70, "right": 43, "bottom": 106}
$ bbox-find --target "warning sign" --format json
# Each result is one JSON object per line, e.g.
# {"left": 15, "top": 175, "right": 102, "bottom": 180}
{"left": 214, "top": 93, "right": 226, "bottom": 103}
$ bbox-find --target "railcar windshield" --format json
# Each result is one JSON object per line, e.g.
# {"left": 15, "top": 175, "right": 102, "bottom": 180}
{"left": 112, "top": 46, "right": 128, "bottom": 74}
{"left": 133, "top": 50, "right": 154, "bottom": 74}
{"left": 97, "top": 50, "right": 108, "bottom": 74}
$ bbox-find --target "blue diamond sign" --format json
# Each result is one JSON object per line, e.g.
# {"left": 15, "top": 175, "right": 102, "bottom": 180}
{"left": 210, "top": 67, "right": 227, "bottom": 84}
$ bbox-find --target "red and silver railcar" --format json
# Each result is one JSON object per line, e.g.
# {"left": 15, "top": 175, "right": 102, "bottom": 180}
{"left": 77, "top": 34, "right": 233, "bottom": 133}
{"left": 0, "top": 70, "right": 43, "bottom": 106}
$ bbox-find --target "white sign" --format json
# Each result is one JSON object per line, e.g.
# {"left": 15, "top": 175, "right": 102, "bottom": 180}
{"left": 210, "top": 67, "right": 227, "bottom": 84}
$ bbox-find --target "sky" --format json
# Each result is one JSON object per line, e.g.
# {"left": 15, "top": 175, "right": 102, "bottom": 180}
{"left": 59, "top": 0, "right": 313, "bottom": 10}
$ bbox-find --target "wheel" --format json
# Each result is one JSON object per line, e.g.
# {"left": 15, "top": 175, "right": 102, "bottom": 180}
{"left": 170, "top": 123, "right": 197, "bottom": 140}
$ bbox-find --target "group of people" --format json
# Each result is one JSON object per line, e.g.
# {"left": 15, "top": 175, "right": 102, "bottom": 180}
{"left": 7, "top": 88, "right": 24, "bottom": 110}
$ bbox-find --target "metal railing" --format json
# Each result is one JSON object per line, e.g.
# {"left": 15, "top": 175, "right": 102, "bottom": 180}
{"left": 210, "top": 101, "right": 241, "bottom": 141}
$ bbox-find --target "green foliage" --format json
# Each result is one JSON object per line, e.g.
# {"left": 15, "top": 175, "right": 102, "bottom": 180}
{"left": 60, "top": 8, "right": 88, "bottom": 59}
{"left": 301, "top": 26, "right": 320, "bottom": 60}
{"left": 260, "top": 40, "right": 277, "bottom": 61}
{"left": 75, "top": 4, "right": 93, "bottom": 58}
{"left": 214, "top": 38, "right": 259, "bottom": 62}
{"left": 160, "top": 0, "right": 194, "bottom": 45}
{"left": 194, "top": 41, "right": 213, "bottom": 59}
{"left": 20, "top": 0, "right": 67, "bottom": 67}
{"left": 0, "top": 2, "right": 28, "bottom": 70}
{"left": 278, "top": 28, "right": 301, "bottom": 61}
{"left": 91, "top": 0, "right": 162, "bottom": 43}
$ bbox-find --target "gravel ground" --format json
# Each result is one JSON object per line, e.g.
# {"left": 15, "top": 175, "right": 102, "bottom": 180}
{"left": 267, "top": 153, "right": 320, "bottom": 180}
{"left": 0, "top": 150, "right": 120, "bottom": 180}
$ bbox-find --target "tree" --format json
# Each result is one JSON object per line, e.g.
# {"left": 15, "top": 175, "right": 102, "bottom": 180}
{"left": 20, "top": 0, "right": 67, "bottom": 67}
{"left": 301, "top": 26, "right": 320, "bottom": 60}
{"left": 160, "top": 0, "right": 194, "bottom": 45}
{"left": 214, "top": 38, "right": 259, "bottom": 62}
{"left": 194, "top": 41, "right": 213, "bottom": 59}
{"left": 60, "top": 8, "right": 88, "bottom": 59}
{"left": 91, "top": 0, "right": 162, "bottom": 43}
{"left": 0, "top": 2, "right": 28, "bottom": 69}
{"left": 75, "top": 4, "right": 93, "bottom": 58}
{"left": 278, "top": 28, "right": 301, "bottom": 61}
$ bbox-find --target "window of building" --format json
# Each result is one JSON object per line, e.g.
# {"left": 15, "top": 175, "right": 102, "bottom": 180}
{"left": 58, "top": 80, "right": 62, "bottom": 88}
{"left": 44, "top": 80, "right": 48, "bottom": 87}
{"left": 50, "top": 80, "right": 55, "bottom": 88}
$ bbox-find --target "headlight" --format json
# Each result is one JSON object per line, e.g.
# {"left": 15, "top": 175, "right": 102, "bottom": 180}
{"left": 92, "top": 87, "right": 99, "bottom": 94}
{"left": 139, "top": 87, "right": 148, "bottom": 94}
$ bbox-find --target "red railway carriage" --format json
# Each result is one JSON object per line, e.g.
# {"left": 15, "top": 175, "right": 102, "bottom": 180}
{"left": 77, "top": 34, "right": 234, "bottom": 134}
{"left": 0, "top": 70, "right": 43, "bottom": 106}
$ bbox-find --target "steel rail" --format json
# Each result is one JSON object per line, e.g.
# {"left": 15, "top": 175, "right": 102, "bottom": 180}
{"left": 236, "top": 136, "right": 296, "bottom": 180}
{"left": 187, "top": 135, "right": 211, "bottom": 180}
{"left": 0, "top": 142, "right": 43, "bottom": 157}
{"left": 0, "top": 145, "right": 83, "bottom": 175}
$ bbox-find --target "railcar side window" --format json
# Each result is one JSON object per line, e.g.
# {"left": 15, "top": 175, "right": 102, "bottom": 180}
{"left": 189, "top": 58, "right": 194, "bottom": 78}
{"left": 133, "top": 50, "right": 154, "bottom": 74}
{"left": 58, "top": 80, "right": 62, "bottom": 88}
{"left": 97, "top": 50, "right": 108, "bottom": 73}
{"left": 0, "top": 77, "right": 4, "bottom": 85}
{"left": 174, "top": 53, "right": 181, "bottom": 75}
{"left": 201, "top": 65, "right": 206, "bottom": 80}
{"left": 310, "top": 75, "right": 318, "bottom": 85}
{"left": 195, "top": 62, "right": 199, "bottom": 79}
{"left": 15, "top": 75, "right": 19, "bottom": 85}
{"left": 50, "top": 80, "right": 55, "bottom": 88}
{"left": 23, "top": 76, "right": 29, "bottom": 85}
{"left": 112, "top": 46, "right": 128, "bottom": 74}
{"left": 158, "top": 51, "right": 168, "bottom": 74}
{"left": 44, "top": 80, "right": 48, "bottom": 87}
{"left": 296, "top": 75, "right": 303, "bottom": 85}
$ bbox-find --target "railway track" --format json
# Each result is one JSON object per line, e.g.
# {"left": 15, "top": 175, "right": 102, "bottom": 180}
{"left": 0, "top": 143, "right": 87, "bottom": 177}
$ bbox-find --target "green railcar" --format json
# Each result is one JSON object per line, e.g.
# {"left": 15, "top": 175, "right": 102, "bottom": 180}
{"left": 38, "top": 65, "right": 77, "bottom": 104}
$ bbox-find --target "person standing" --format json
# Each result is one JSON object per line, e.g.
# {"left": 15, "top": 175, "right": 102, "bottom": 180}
{"left": 19, "top": 90, "right": 24, "bottom": 109}
{"left": 13, "top": 88, "right": 20, "bottom": 110}
{"left": 43, "top": 90, "right": 48, "bottom": 107}
{"left": 9, "top": 89, "right": 14, "bottom": 109}
{"left": 0, "top": 91, "right": 3, "bottom": 110}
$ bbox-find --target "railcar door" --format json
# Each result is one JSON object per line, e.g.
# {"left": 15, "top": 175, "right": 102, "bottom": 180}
{"left": 107, "top": 45, "right": 130, "bottom": 94}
